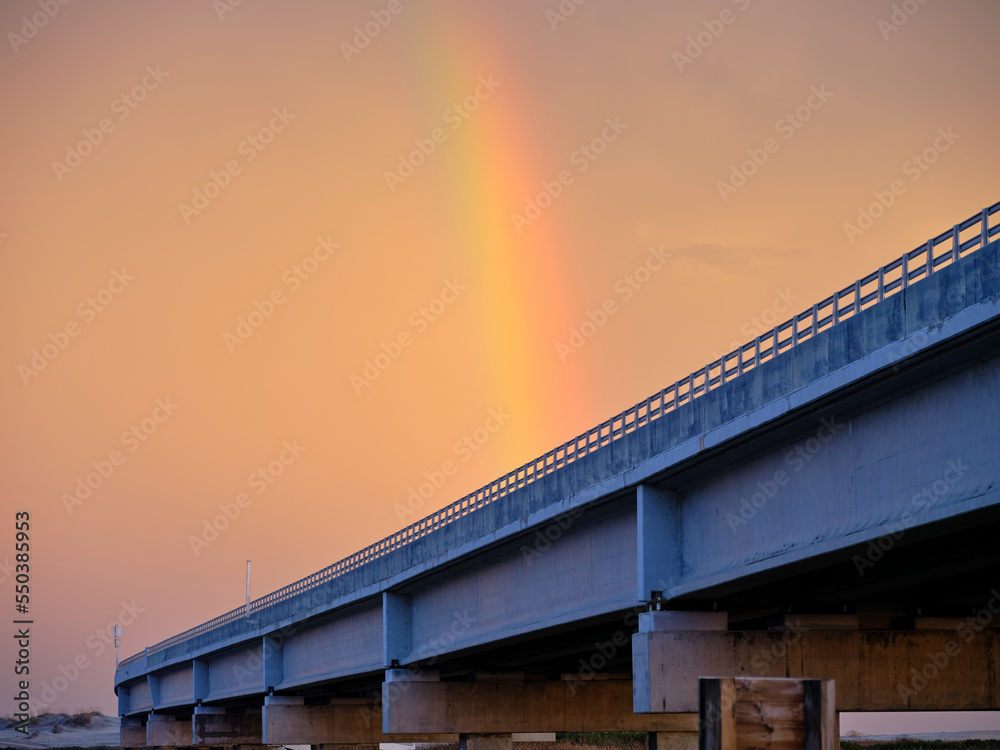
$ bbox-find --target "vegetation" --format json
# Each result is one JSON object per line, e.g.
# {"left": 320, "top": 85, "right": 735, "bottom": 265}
{"left": 842, "top": 742, "right": 1000, "bottom": 750}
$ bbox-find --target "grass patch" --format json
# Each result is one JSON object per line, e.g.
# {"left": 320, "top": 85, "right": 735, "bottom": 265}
{"left": 843, "top": 743, "right": 1000, "bottom": 750}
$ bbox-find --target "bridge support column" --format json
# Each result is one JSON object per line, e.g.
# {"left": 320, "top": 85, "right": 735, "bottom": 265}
{"left": 192, "top": 706, "right": 262, "bottom": 746}
{"left": 264, "top": 693, "right": 457, "bottom": 745}
{"left": 121, "top": 716, "right": 146, "bottom": 748}
{"left": 146, "top": 712, "right": 191, "bottom": 747}
{"left": 460, "top": 733, "right": 512, "bottom": 750}
{"left": 632, "top": 609, "right": 728, "bottom": 715}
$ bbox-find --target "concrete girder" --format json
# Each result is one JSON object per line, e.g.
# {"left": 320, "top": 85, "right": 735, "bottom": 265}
{"left": 263, "top": 701, "right": 459, "bottom": 745}
{"left": 633, "top": 629, "right": 1000, "bottom": 713}
{"left": 381, "top": 678, "right": 697, "bottom": 733}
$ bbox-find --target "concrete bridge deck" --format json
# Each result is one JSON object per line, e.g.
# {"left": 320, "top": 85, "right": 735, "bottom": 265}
{"left": 115, "top": 203, "right": 1000, "bottom": 747}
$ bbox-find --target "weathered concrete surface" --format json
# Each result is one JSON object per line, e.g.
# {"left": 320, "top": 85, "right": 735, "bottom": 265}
{"left": 120, "top": 717, "right": 145, "bottom": 748}
{"left": 382, "top": 679, "right": 698, "bottom": 733}
{"left": 634, "top": 629, "right": 1000, "bottom": 712}
{"left": 192, "top": 711, "right": 261, "bottom": 745}
{"left": 262, "top": 703, "right": 458, "bottom": 745}
{"left": 146, "top": 714, "right": 190, "bottom": 746}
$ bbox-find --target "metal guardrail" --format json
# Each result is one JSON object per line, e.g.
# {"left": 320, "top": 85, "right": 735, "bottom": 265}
{"left": 119, "top": 203, "right": 1000, "bottom": 670}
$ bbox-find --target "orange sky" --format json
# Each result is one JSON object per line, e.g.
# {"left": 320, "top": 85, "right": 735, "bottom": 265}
{"left": 1, "top": 0, "right": 998, "bottom": 727}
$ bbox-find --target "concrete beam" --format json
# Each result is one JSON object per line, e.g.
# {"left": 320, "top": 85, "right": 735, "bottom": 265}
{"left": 384, "top": 591, "right": 412, "bottom": 665}
{"left": 121, "top": 716, "right": 145, "bottom": 748}
{"left": 263, "top": 702, "right": 459, "bottom": 745}
{"left": 636, "top": 485, "right": 680, "bottom": 601}
{"left": 146, "top": 713, "right": 190, "bottom": 746}
{"left": 118, "top": 684, "right": 131, "bottom": 718}
{"left": 193, "top": 660, "right": 209, "bottom": 703}
{"left": 263, "top": 635, "right": 284, "bottom": 690}
{"left": 192, "top": 707, "right": 262, "bottom": 745}
{"left": 382, "top": 678, "right": 697, "bottom": 733}
{"left": 633, "top": 629, "right": 1000, "bottom": 712}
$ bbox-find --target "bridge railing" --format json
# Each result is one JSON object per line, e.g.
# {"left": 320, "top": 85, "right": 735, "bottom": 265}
{"left": 118, "top": 202, "right": 1000, "bottom": 671}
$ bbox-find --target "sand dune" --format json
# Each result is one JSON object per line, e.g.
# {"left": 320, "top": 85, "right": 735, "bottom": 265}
{"left": 0, "top": 714, "right": 120, "bottom": 749}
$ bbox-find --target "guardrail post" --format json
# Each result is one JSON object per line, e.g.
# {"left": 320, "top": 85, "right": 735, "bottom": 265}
{"left": 927, "top": 239, "right": 935, "bottom": 275}
{"left": 953, "top": 224, "right": 961, "bottom": 261}
{"left": 983, "top": 207, "right": 990, "bottom": 248}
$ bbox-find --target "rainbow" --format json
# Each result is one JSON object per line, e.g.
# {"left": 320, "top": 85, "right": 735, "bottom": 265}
{"left": 404, "top": 5, "right": 587, "bottom": 466}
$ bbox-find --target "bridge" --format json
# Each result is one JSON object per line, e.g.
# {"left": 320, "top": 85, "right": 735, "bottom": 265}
{"left": 116, "top": 203, "right": 1000, "bottom": 748}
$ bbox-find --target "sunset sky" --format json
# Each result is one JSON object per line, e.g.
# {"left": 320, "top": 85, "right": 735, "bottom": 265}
{"left": 1, "top": 0, "right": 998, "bottom": 733}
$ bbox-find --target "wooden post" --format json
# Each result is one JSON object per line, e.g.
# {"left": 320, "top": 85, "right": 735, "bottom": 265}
{"left": 698, "top": 677, "right": 835, "bottom": 750}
